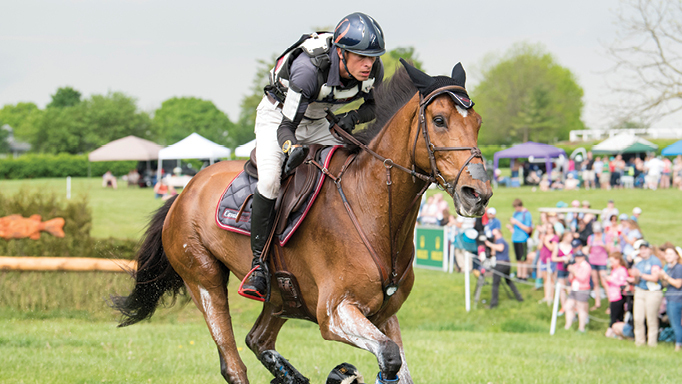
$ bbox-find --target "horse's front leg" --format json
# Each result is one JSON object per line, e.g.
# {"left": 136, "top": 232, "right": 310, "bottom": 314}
{"left": 379, "top": 315, "right": 413, "bottom": 384}
{"left": 319, "top": 299, "right": 402, "bottom": 383}
{"left": 246, "top": 302, "right": 309, "bottom": 384}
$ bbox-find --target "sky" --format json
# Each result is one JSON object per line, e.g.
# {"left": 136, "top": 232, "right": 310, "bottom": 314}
{"left": 2, "top": 0, "right": 680, "bottom": 131}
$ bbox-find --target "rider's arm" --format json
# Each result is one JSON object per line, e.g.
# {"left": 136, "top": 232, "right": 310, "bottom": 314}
{"left": 276, "top": 56, "right": 318, "bottom": 149}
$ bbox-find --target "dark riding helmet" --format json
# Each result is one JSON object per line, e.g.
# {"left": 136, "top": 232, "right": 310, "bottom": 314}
{"left": 333, "top": 12, "right": 385, "bottom": 57}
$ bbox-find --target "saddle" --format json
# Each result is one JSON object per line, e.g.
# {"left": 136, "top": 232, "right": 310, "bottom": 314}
{"left": 245, "top": 145, "right": 324, "bottom": 237}
{"left": 216, "top": 145, "right": 342, "bottom": 321}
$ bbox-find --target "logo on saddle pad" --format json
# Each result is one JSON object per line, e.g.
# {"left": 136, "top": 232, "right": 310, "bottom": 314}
{"left": 215, "top": 146, "right": 339, "bottom": 246}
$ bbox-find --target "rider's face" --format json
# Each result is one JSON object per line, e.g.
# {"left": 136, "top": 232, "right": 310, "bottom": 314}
{"left": 338, "top": 49, "right": 376, "bottom": 81}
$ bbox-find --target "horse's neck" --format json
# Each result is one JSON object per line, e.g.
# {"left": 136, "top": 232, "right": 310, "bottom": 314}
{"left": 350, "top": 97, "right": 427, "bottom": 236}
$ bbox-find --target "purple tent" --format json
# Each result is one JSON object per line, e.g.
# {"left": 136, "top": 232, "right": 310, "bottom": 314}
{"left": 493, "top": 141, "right": 566, "bottom": 176}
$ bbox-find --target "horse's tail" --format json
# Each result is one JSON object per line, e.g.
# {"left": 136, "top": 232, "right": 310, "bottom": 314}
{"left": 111, "top": 195, "right": 184, "bottom": 327}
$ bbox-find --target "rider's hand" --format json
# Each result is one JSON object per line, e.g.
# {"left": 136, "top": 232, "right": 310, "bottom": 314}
{"left": 284, "top": 145, "right": 309, "bottom": 175}
{"left": 336, "top": 111, "right": 359, "bottom": 134}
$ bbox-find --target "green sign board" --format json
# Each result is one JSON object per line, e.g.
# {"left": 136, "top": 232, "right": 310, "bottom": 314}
{"left": 414, "top": 226, "right": 448, "bottom": 270}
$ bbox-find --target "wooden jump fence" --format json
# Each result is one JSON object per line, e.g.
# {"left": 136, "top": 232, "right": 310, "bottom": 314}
{"left": 0, "top": 256, "right": 136, "bottom": 272}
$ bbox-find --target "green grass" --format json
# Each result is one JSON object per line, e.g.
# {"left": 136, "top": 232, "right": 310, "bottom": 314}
{"left": 0, "top": 178, "right": 163, "bottom": 239}
{"left": 1, "top": 178, "right": 681, "bottom": 382}
{"left": 1, "top": 268, "right": 679, "bottom": 383}
{"left": 1, "top": 177, "right": 678, "bottom": 245}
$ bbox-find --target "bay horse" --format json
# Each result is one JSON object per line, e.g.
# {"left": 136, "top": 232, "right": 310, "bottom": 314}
{"left": 112, "top": 60, "right": 492, "bottom": 383}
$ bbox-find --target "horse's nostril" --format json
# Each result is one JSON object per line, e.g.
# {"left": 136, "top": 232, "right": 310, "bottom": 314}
{"left": 461, "top": 186, "right": 479, "bottom": 201}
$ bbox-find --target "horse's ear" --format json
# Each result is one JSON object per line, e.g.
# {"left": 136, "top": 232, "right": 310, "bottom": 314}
{"left": 400, "top": 58, "right": 434, "bottom": 95}
{"left": 451, "top": 62, "right": 466, "bottom": 87}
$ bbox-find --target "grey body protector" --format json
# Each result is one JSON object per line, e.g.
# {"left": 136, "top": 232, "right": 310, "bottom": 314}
{"left": 265, "top": 32, "right": 378, "bottom": 121}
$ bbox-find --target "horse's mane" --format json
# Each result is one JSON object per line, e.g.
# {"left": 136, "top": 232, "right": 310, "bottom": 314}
{"left": 349, "top": 65, "right": 417, "bottom": 151}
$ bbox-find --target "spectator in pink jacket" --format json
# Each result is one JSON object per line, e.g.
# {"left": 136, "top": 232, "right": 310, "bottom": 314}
{"left": 564, "top": 251, "right": 592, "bottom": 332}
{"left": 604, "top": 252, "right": 630, "bottom": 338}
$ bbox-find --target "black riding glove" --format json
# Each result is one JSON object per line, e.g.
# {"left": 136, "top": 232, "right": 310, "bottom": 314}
{"left": 283, "top": 142, "right": 309, "bottom": 175}
{"left": 336, "top": 110, "right": 360, "bottom": 134}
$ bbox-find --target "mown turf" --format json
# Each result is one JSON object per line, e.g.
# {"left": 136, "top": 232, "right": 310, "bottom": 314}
{"left": 1, "top": 268, "right": 679, "bottom": 383}
{"left": 1, "top": 177, "right": 677, "bottom": 244}
{"left": 1, "top": 178, "right": 680, "bottom": 382}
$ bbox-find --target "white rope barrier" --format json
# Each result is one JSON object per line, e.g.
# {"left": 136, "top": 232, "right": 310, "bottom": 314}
{"left": 463, "top": 260, "right": 681, "bottom": 331}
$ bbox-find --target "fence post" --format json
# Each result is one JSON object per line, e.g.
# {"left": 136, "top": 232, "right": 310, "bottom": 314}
{"left": 465, "top": 252, "right": 471, "bottom": 312}
{"left": 550, "top": 279, "right": 561, "bottom": 335}
{"left": 66, "top": 176, "right": 71, "bottom": 200}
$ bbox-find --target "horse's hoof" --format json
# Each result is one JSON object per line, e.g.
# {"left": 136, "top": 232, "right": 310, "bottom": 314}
{"left": 375, "top": 372, "right": 399, "bottom": 384}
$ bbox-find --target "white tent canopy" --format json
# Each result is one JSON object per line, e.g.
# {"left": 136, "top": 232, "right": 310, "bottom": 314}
{"left": 235, "top": 139, "right": 255, "bottom": 158}
{"left": 157, "top": 133, "right": 231, "bottom": 181}
{"left": 591, "top": 133, "right": 658, "bottom": 155}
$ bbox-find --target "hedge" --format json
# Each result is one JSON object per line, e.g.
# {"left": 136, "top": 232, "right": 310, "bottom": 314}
{"left": 0, "top": 189, "right": 137, "bottom": 259}
{"left": 0, "top": 153, "right": 136, "bottom": 179}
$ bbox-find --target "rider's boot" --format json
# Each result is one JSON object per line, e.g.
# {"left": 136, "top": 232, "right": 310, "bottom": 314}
{"left": 238, "top": 189, "right": 276, "bottom": 302}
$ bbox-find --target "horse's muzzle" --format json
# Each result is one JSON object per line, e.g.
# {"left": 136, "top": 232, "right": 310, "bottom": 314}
{"left": 452, "top": 183, "right": 492, "bottom": 217}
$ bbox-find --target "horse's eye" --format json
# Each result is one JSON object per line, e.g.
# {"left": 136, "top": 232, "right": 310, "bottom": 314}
{"left": 433, "top": 116, "right": 447, "bottom": 128}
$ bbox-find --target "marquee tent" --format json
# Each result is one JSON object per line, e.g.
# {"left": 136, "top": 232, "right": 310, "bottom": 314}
{"left": 591, "top": 133, "right": 658, "bottom": 155}
{"left": 88, "top": 135, "right": 163, "bottom": 162}
{"left": 235, "top": 139, "right": 255, "bottom": 158}
{"left": 493, "top": 141, "right": 566, "bottom": 175}
{"left": 157, "top": 133, "right": 231, "bottom": 181}
{"left": 661, "top": 140, "right": 682, "bottom": 156}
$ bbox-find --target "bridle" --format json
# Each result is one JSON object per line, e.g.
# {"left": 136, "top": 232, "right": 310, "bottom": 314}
{"left": 313, "top": 85, "right": 483, "bottom": 311}
{"left": 414, "top": 85, "right": 483, "bottom": 194}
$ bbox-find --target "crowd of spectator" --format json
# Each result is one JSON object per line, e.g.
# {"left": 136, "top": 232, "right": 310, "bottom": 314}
{"left": 417, "top": 195, "right": 682, "bottom": 350}
{"left": 494, "top": 151, "right": 682, "bottom": 192}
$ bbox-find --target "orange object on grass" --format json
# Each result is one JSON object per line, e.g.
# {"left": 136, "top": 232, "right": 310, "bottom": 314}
{"left": 0, "top": 214, "right": 65, "bottom": 240}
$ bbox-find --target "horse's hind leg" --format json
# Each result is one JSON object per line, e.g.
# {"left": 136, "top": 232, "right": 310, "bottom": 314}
{"left": 183, "top": 267, "right": 249, "bottom": 384}
{"left": 320, "top": 300, "right": 406, "bottom": 383}
{"left": 246, "top": 303, "right": 310, "bottom": 384}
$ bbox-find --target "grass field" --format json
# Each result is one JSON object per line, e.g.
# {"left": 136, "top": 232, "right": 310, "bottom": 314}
{"left": 1, "top": 268, "right": 680, "bottom": 383}
{"left": 1, "top": 177, "right": 682, "bottom": 383}
{"left": 0, "top": 176, "right": 679, "bottom": 244}
{"left": 0, "top": 178, "right": 164, "bottom": 239}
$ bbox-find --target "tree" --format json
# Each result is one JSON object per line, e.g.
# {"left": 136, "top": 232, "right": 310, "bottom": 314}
{"left": 152, "top": 97, "right": 234, "bottom": 146}
{"left": 47, "top": 87, "right": 81, "bottom": 108}
{"left": 382, "top": 47, "right": 424, "bottom": 78}
{"left": 30, "top": 92, "right": 151, "bottom": 154}
{"left": 605, "top": 0, "right": 682, "bottom": 124}
{"left": 231, "top": 56, "right": 277, "bottom": 149}
{"left": 81, "top": 92, "right": 152, "bottom": 147}
{"left": 0, "top": 126, "right": 10, "bottom": 153}
{"left": 472, "top": 43, "right": 585, "bottom": 144}
{"left": 0, "top": 102, "right": 41, "bottom": 141}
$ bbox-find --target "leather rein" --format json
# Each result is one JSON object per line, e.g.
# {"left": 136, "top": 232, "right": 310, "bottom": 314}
{"left": 310, "top": 85, "right": 483, "bottom": 309}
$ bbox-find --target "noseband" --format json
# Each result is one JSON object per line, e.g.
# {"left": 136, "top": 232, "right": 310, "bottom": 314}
{"left": 413, "top": 85, "right": 483, "bottom": 193}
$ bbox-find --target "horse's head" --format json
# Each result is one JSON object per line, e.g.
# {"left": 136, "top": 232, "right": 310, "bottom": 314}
{"left": 402, "top": 59, "right": 492, "bottom": 217}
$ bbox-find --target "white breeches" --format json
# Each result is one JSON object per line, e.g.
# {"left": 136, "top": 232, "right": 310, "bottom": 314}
{"left": 254, "top": 95, "right": 343, "bottom": 199}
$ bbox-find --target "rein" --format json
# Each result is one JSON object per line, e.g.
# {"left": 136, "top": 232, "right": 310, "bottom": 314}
{"left": 312, "top": 86, "right": 482, "bottom": 309}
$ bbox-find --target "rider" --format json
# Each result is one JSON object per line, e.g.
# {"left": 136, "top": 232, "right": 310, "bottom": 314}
{"left": 239, "top": 12, "right": 386, "bottom": 301}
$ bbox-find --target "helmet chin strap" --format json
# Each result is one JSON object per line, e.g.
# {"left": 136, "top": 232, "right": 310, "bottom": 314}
{"left": 340, "top": 49, "right": 356, "bottom": 81}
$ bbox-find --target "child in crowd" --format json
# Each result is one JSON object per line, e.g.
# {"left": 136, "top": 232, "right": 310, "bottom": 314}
{"left": 564, "top": 251, "right": 592, "bottom": 332}
{"left": 585, "top": 222, "right": 609, "bottom": 311}
{"left": 538, "top": 223, "right": 558, "bottom": 304}
{"left": 605, "top": 252, "right": 629, "bottom": 338}
{"left": 551, "top": 230, "right": 574, "bottom": 315}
